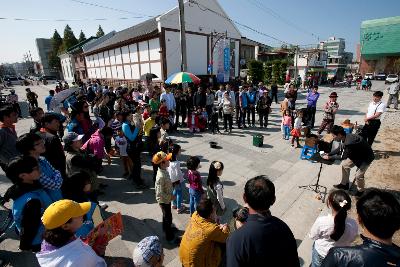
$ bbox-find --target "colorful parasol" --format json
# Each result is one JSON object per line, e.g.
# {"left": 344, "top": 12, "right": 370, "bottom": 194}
{"left": 165, "top": 72, "right": 201, "bottom": 84}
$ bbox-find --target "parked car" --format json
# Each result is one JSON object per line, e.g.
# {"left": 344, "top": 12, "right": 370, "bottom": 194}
{"left": 39, "top": 75, "right": 58, "bottom": 83}
{"left": 375, "top": 72, "right": 386, "bottom": 80}
{"left": 385, "top": 74, "right": 399, "bottom": 84}
{"left": 6, "top": 76, "right": 23, "bottom": 86}
{"left": 364, "top": 73, "right": 374, "bottom": 80}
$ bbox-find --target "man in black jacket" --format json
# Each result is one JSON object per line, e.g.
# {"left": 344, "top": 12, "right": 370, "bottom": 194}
{"left": 322, "top": 189, "right": 400, "bottom": 267}
{"left": 227, "top": 176, "right": 299, "bottom": 267}
{"left": 323, "top": 125, "right": 374, "bottom": 197}
{"left": 193, "top": 87, "right": 206, "bottom": 110}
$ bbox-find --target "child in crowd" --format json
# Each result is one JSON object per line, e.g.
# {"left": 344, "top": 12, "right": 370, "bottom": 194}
{"left": 210, "top": 107, "right": 221, "bottom": 134}
{"left": 198, "top": 108, "right": 207, "bottom": 132}
{"left": 187, "top": 110, "right": 200, "bottom": 133}
{"left": 36, "top": 200, "right": 107, "bottom": 266}
{"left": 63, "top": 132, "right": 102, "bottom": 192}
{"left": 82, "top": 127, "right": 113, "bottom": 162}
{"left": 61, "top": 171, "right": 103, "bottom": 238}
{"left": 291, "top": 110, "right": 303, "bottom": 148}
{"left": 142, "top": 104, "right": 150, "bottom": 120}
{"left": 143, "top": 110, "right": 158, "bottom": 138}
{"left": 16, "top": 133, "right": 63, "bottom": 200}
{"left": 206, "top": 161, "right": 226, "bottom": 221}
{"left": 167, "top": 144, "right": 186, "bottom": 214}
{"left": 159, "top": 117, "right": 170, "bottom": 149}
{"left": 148, "top": 127, "right": 162, "bottom": 183}
{"left": 4, "top": 156, "right": 60, "bottom": 252}
{"left": 29, "top": 107, "right": 44, "bottom": 134}
{"left": 187, "top": 156, "right": 204, "bottom": 215}
{"left": 232, "top": 206, "right": 249, "bottom": 230}
{"left": 159, "top": 99, "right": 169, "bottom": 119}
{"left": 115, "top": 129, "right": 133, "bottom": 177}
{"left": 317, "top": 92, "right": 339, "bottom": 135}
{"left": 92, "top": 107, "right": 105, "bottom": 130}
{"left": 110, "top": 111, "right": 123, "bottom": 140}
{"left": 133, "top": 236, "right": 164, "bottom": 267}
{"left": 309, "top": 190, "right": 358, "bottom": 267}
{"left": 153, "top": 151, "right": 179, "bottom": 244}
{"left": 282, "top": 110, "right": 292, "bottom": 140}
{"left": 149, "top": 93, "right": 161, "bottom": 112}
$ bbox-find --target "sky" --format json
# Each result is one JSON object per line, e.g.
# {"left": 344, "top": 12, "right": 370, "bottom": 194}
{"left": 1, "top": 0, "right": 400, "bottom": 64}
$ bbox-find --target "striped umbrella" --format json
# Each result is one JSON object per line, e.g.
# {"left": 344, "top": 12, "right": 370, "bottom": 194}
{"left": 165, "top": 72, "right": 201, "bottom": 84}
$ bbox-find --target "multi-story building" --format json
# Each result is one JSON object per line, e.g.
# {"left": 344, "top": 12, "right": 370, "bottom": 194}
{"left": 239, "top": 37, "right": 270, "bottom": 68}
{"left": 320, "top": 37, "right": 352, "bottom": 80}
{"left": 36, "top": 38, "right": 59, "bottom": 77}
{"left": 360, "top": 16, "right": 400, "bottom": 75}
{"left": 293, "top": 48, "right": 328, "bottom": 84}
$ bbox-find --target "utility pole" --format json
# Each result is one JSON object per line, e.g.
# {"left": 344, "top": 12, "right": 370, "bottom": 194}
{"left": 294, "top": 45, "right": 299, "bottom": 80}
{"left": 178, "top": 0, "right": 187, "bottom": 72}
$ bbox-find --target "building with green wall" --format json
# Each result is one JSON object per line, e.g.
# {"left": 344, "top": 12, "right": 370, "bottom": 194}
{"left": 360, "top": 16, "right": 400, "bottom": 75}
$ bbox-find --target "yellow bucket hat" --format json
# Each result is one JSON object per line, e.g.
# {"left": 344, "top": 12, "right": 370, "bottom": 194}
{"left": 42, "top": 200, "right": 91, "bottom": 230}
{"left": 152, "top": 151, "right": 172, "bottom": 165}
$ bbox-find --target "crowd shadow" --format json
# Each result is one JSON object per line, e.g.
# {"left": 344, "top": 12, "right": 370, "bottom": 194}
{"left": 337, "top": 109, "right": 365, "bottom": 116}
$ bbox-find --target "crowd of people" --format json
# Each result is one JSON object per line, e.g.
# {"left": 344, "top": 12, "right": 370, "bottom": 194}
{"left": 0, "top": 78, "right": 399, "bottom": 267}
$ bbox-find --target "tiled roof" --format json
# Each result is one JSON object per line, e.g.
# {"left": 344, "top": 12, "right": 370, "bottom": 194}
{"left": 84, "top": 18, "right": 158, "bottom": 54}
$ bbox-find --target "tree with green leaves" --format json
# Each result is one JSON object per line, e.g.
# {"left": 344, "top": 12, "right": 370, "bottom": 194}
{"left": 248, "top": 60, "right": 264, "bottom": 84}
{"left": 271, "top": 60, "right": 281, "bottom": 84}
{"left": 61, "top": 24, "right": 78, "bottom": 52}
{"left": 48, "top": 29, "right": 63, "bottom": 71}
{"left": 78, "top": 30, "right": 87, "bottom": 42}
{"left": 264, "top": 62, "right": 272, "bottom": 84}
{"left": 96, "top": 25, "right": 104, "bottom": 37}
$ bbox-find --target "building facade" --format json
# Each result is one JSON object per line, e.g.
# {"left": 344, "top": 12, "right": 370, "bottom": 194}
{"left": 59, "top": 37, "right": 98, "bottom": 83}
{"left": 360, "top": 16, "right": 400, "bottom": 75}
{"left": 293, "top": 48, "right": 328, "bottom": 83}
{"left": 83, "top": 0, "right": 242, "bottom": 84}
{"left": 320, "top": 37, "right": 352, "bottom": 80}
{"left": 239, "top": 37, "right": 270, "bottom": 68}
{"left": 36, "top": 38, "right": 59, "bottom": 77}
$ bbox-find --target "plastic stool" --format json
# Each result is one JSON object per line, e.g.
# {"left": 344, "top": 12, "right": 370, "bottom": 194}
{"left": 300, "top": 145, "right": 317, "bottom": 160}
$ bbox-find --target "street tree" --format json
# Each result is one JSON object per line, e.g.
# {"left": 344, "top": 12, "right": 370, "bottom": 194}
{"left": 248, "top": 60, "right": 264, "bottom": 84}
{"left": 61, "top": 24, "right": 78, "bottom": 52}
{"left": 48, "top": 29, "right": 63, "bottom": 71}
{"left": 96, "top": 25, "right": 105, "bottom": 37}
{"left": 264, "top": 62, "right": 272, "bottom": 84}
{"left": 78, "top": 30, "right": 87, "bottom": 42}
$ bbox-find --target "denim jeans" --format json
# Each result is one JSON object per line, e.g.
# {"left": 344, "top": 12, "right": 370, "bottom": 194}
{"left": 311, "top": 242, "right": 324, "bottom": 267}
{"left": 189, "top": 188, "right": 202, "bottom": 215}
{"left": 172, "top": 183, "right": 183, "bottom": 209}
{"left": 284, "top": 125, "right": 291, "bottom": 140}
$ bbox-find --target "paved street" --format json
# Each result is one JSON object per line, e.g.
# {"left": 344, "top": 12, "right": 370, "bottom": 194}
{"left": 0, "top": 81, "right": 390, "bottom": 266}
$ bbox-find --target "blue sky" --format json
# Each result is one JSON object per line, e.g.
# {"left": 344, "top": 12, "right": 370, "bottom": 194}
{"left": 1, "top": 0, "right": 399, "bottom": 63}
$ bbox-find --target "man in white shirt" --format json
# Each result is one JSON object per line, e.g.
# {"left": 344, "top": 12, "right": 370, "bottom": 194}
{"left": 363, "top": 91, "right": 386, "bottom": 146}
{"left": 160, "top": 86, "right": 176, "bottom": 112}
{"left": 386, "top": 81, "right": 399, "bottom": 110}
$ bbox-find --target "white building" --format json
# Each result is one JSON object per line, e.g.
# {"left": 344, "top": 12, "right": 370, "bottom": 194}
{"left": 294, "top": 48, "right": 328, "bottom": 83}
{"left": 83, "top": 0, "right": 242, "bottom": 83}
{"left": 59, "top": 53, "right": 74, "bottom": 83}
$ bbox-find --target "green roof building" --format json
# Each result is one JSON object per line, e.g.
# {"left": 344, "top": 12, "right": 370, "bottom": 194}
{"left": 360, "top": 16, "right": 400, "bottom": 75}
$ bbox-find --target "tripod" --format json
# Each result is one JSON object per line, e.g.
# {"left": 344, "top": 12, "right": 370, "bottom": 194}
{"left": 298, "top": 162, "right": 328, "bottom": 202}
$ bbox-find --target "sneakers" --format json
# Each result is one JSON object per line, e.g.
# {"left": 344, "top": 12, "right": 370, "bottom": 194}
{"left": 333, "top": 183, "right": 349, "bottom": 190}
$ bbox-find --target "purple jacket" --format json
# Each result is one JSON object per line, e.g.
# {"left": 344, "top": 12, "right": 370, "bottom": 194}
{"left": 306, "top": 92, "right": 320, "bottom": 108}
{"left": 82, "top": 129, "right": 105, "bottom": 159}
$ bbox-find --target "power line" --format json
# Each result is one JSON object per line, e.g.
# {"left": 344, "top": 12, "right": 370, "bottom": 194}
{"left": 189, "top": 0, "right": 292, "bottom": 45}
{"left": 69, "top": 0, "right": 154, "bottom": 18}
{"left": 0, "top": 16, "right": 146, "bottom": 21}
{"left": 245, "top": 0, "right": 320, "bottom": 40}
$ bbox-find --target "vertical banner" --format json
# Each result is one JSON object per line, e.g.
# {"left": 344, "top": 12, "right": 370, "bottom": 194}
{"left": 223, "top": 40, "right": 230, "bottom": 82}
{"left": 216, "top": 38, "right": 225, "bottom": 83}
